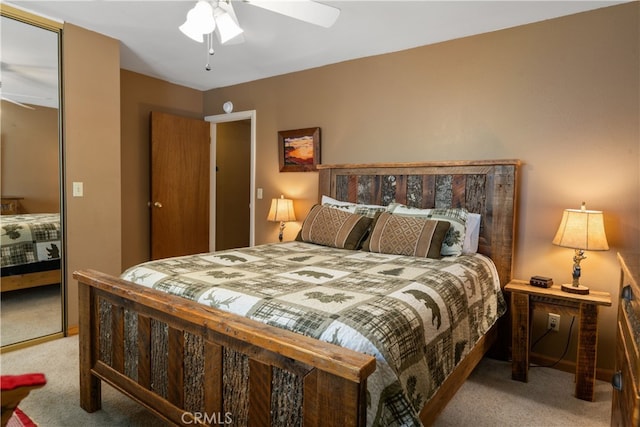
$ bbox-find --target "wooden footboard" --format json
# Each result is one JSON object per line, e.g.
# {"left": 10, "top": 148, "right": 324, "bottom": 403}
{"left": 1, "top": 269, "right": 61, "bottom": 292}
{"left": 75, "top": 269, "right": 376, "bottom": 427}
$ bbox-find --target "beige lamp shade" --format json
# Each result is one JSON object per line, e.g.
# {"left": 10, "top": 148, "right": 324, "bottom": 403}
{"left": 552, "top": 205, "right": 609, "bottom": 251}
{"left": 267, "top": 196, "right": 296, "bottom": 223}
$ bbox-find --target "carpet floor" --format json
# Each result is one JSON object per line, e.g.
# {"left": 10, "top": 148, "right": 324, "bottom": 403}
{"left": 0, "top": 335, "right": 611, "bottom": 426}
{"left": 0, "top": 284, "right": 62, "bottom": 346}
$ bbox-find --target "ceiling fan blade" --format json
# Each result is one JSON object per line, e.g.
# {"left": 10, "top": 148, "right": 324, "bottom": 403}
{"left": 246, "top": 0, "right": 340, "bottom": 28}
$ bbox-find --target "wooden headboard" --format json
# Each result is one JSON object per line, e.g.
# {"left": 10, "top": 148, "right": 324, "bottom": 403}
{"left": 317, "top": 160, "right": 521, "bottom": 288}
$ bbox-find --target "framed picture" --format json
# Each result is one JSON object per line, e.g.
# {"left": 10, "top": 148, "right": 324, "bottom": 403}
{"left": 278, "top": 127, "right": 320, "bottom": 172}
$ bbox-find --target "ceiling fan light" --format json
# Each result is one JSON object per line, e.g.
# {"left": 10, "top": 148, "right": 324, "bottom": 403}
{"left": 179, "top": 20, "right": 204, "bottom": 42}
{"left": 214, "top": 1, "right": 244, "bottom": 44}
{"left": 179, "top": 1, "right": 216, "bottom": 42}
{"left": 214, "top": 11, "right": 244, "bottom": 44}
{"left": 194, "top": 1, "right": 216, "bottom": 32}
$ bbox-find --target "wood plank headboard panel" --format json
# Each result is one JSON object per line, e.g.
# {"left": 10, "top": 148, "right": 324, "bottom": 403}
{"left": 317, "top": 160, "right": 521, "bottom": 288}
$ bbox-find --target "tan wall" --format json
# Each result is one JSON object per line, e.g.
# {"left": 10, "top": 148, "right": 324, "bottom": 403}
{"left": 63, "top": 24, "right": 121, "bottom": 326}
{"left": 203, "top": 3, "right": 640, "bottom": 371}
{"left": 120, "top": 70, "right": 203, "bottom": 270}
{"left": 1, "top": 101, "right": 60, "bottom": 213}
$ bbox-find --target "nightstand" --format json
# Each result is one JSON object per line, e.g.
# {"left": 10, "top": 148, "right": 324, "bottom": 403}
{"left": 505, "top": 279, "right": 612, "bottom": 401}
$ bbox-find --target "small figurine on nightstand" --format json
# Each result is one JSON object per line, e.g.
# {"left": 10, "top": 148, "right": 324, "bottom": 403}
{"left": 572, "top": 249, "right": 586, "bottom": 286}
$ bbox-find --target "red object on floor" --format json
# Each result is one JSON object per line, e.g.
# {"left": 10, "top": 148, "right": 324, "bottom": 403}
{"left": 6, "top": 408, "right": 37, "bottom": 427}
{"left": 1, "top": 374, "right": 46, "bottom": 427}
{"left": 0, "top": 375, "right": 46, "bottom": 391}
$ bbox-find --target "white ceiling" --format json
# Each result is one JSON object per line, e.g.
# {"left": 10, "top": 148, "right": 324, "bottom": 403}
{"left": 1, "top": 0, "right": 628, "bottom": 107}
{"left": 1, "top": 13, "right": 59, "bottom": 108}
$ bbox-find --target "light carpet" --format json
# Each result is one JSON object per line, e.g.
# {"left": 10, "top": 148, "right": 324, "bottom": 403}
{"left": 0, "top": 335, "right": 611, "bottom": 426}
{"left": 1, "top": 284, "right": 62, "bottom": 346}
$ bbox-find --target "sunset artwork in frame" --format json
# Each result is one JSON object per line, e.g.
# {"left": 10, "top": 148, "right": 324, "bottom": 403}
{"left": 278, "top": 127, "right": 320, "bottom": 172}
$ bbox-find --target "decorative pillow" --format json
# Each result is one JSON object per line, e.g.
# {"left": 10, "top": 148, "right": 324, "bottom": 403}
{"left": 321, "top": 195, "right": 353, "bottom": 207}
{"left": 387, "top": 203, "right": 468, "bottom": 256}
{"left": 363, "top": 212, "right": 450, "bottom": 259}
{"left": 296, "top": 205, "right": 373, "bottom": 250}
{"left": 463, "top": 213, "right": 481, "bottom": 254}
{"left": 321, "top": 195, "right": 386, "bottom": 218}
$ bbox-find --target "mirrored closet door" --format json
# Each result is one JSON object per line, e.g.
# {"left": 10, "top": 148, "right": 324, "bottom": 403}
{"left": 1, "top": 7, "right": 65, "bottom": 350}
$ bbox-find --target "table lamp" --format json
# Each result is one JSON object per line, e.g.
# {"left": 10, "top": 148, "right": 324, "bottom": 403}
{"left": 552, "top": 202, "right": 609, "bottom": 295}
{"left": 267, "top": 195, "right": 296, "bottom": 242}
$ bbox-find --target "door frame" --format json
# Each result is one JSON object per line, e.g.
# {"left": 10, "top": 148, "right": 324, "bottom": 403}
{"left": 204, "top": 110, "right": 256, "bottom": 250}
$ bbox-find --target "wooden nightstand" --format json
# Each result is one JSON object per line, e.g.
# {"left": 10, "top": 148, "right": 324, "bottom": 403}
{"left": 505, "top": 279, "right": 612, "bottom": 401}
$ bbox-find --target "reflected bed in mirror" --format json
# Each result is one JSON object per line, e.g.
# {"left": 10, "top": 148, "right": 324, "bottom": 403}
{"left": 1, "top": 8, "right": 65, "bottom": 350}
{"left": 1, "top": 213, "right": 62, "bottom": 293}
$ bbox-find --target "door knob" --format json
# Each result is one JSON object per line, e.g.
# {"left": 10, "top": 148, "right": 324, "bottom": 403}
{"left": 611, "top": 371, "right": 623, "bottom": 391}
{"left": 154, "top": 202, "right": 163, "bottom": 208}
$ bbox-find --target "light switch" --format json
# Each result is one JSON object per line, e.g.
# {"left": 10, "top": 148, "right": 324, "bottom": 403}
{"left": 257, "top": 188, "right": 263, "bottom": 199}
{"left": 73, "top": 182, "right": 83, "bottom": 197}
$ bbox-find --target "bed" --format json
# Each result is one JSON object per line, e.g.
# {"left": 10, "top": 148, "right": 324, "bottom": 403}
{"left": 1, "top": 213, "right": 62, "bottom": 293}
{"left": 74, "top": 159, "right": 520, "bottom": 426}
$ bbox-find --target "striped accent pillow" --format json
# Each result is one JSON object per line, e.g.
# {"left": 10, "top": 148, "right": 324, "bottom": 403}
{"left": 364, "top": 212, "right": 450, "bottom": 259}
{"left": 297, "top": 205, "right": 373, "bottom": 250}
{"left": 387, "top": 204, "right": 469, "bottom": 256}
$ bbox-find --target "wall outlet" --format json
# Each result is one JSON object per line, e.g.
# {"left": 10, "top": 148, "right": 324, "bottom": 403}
{"left": 548, "top": 313, "right": 560, "bottom": 332}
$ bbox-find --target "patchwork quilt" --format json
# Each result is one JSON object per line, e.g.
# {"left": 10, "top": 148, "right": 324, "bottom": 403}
{"left": 122, "top": 242, "right": 506, "bottom": 426}
{"left": 0, "top": 214, "right": 61, "bottom": 268}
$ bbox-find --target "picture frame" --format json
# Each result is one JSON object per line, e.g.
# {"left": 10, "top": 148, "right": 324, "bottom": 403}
{"left": 278, "top": 127, "right": 320, "bottom": 172}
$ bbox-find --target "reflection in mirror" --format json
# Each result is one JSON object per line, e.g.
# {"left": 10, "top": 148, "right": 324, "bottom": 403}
{"left": 1, "top": 11, "right": 65, "bottom": 350}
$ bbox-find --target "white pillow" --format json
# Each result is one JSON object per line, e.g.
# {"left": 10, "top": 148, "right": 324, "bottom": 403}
{"left": 462, "top": 213, "right": 481, "bottom": 254}
{"left": 321, "top": 195, "right": 354, "bottom": 207}
{"left": 320, "top": 195, "right": 386, "bottom": 218}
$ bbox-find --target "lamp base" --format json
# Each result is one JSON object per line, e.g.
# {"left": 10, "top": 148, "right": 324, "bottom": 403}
{"left": 561, "top": 283, "right": 590, "bottom": 295}
{"left": 278, "top": 222, "right": 285, "bottom": 242}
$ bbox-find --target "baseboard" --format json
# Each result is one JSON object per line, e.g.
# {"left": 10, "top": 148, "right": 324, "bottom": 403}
{"left": 0, "top": 332, "right": 64, "bottom": 354}
{"left": 530, "top": 352, "right": 614, "bottom": 383}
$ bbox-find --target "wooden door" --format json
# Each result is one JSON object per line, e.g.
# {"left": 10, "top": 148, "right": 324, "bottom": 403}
{"left": 150, "top": 111, "right": 210, "bottom": 260}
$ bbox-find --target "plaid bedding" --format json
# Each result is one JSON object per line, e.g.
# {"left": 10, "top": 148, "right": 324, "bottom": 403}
{"left": 1, "top": 214, "right": 61, "bottom": 268}
{"left": 122, "top": 242, "right": 506, "bottom": 426}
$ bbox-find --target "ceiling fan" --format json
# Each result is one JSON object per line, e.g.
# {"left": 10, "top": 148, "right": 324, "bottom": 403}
{"left": 179, "top": 0, "right": 340, "bottom": 69}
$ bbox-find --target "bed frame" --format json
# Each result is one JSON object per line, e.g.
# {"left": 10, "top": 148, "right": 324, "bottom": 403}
{"left": 1, "top": 211, "right": 62, "bottom": 292}
{"left": 1, "top": 268, "right": 61, "bottom": 293}
{"left": 74, "top": 159, "right": 520, "bottom": 426}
